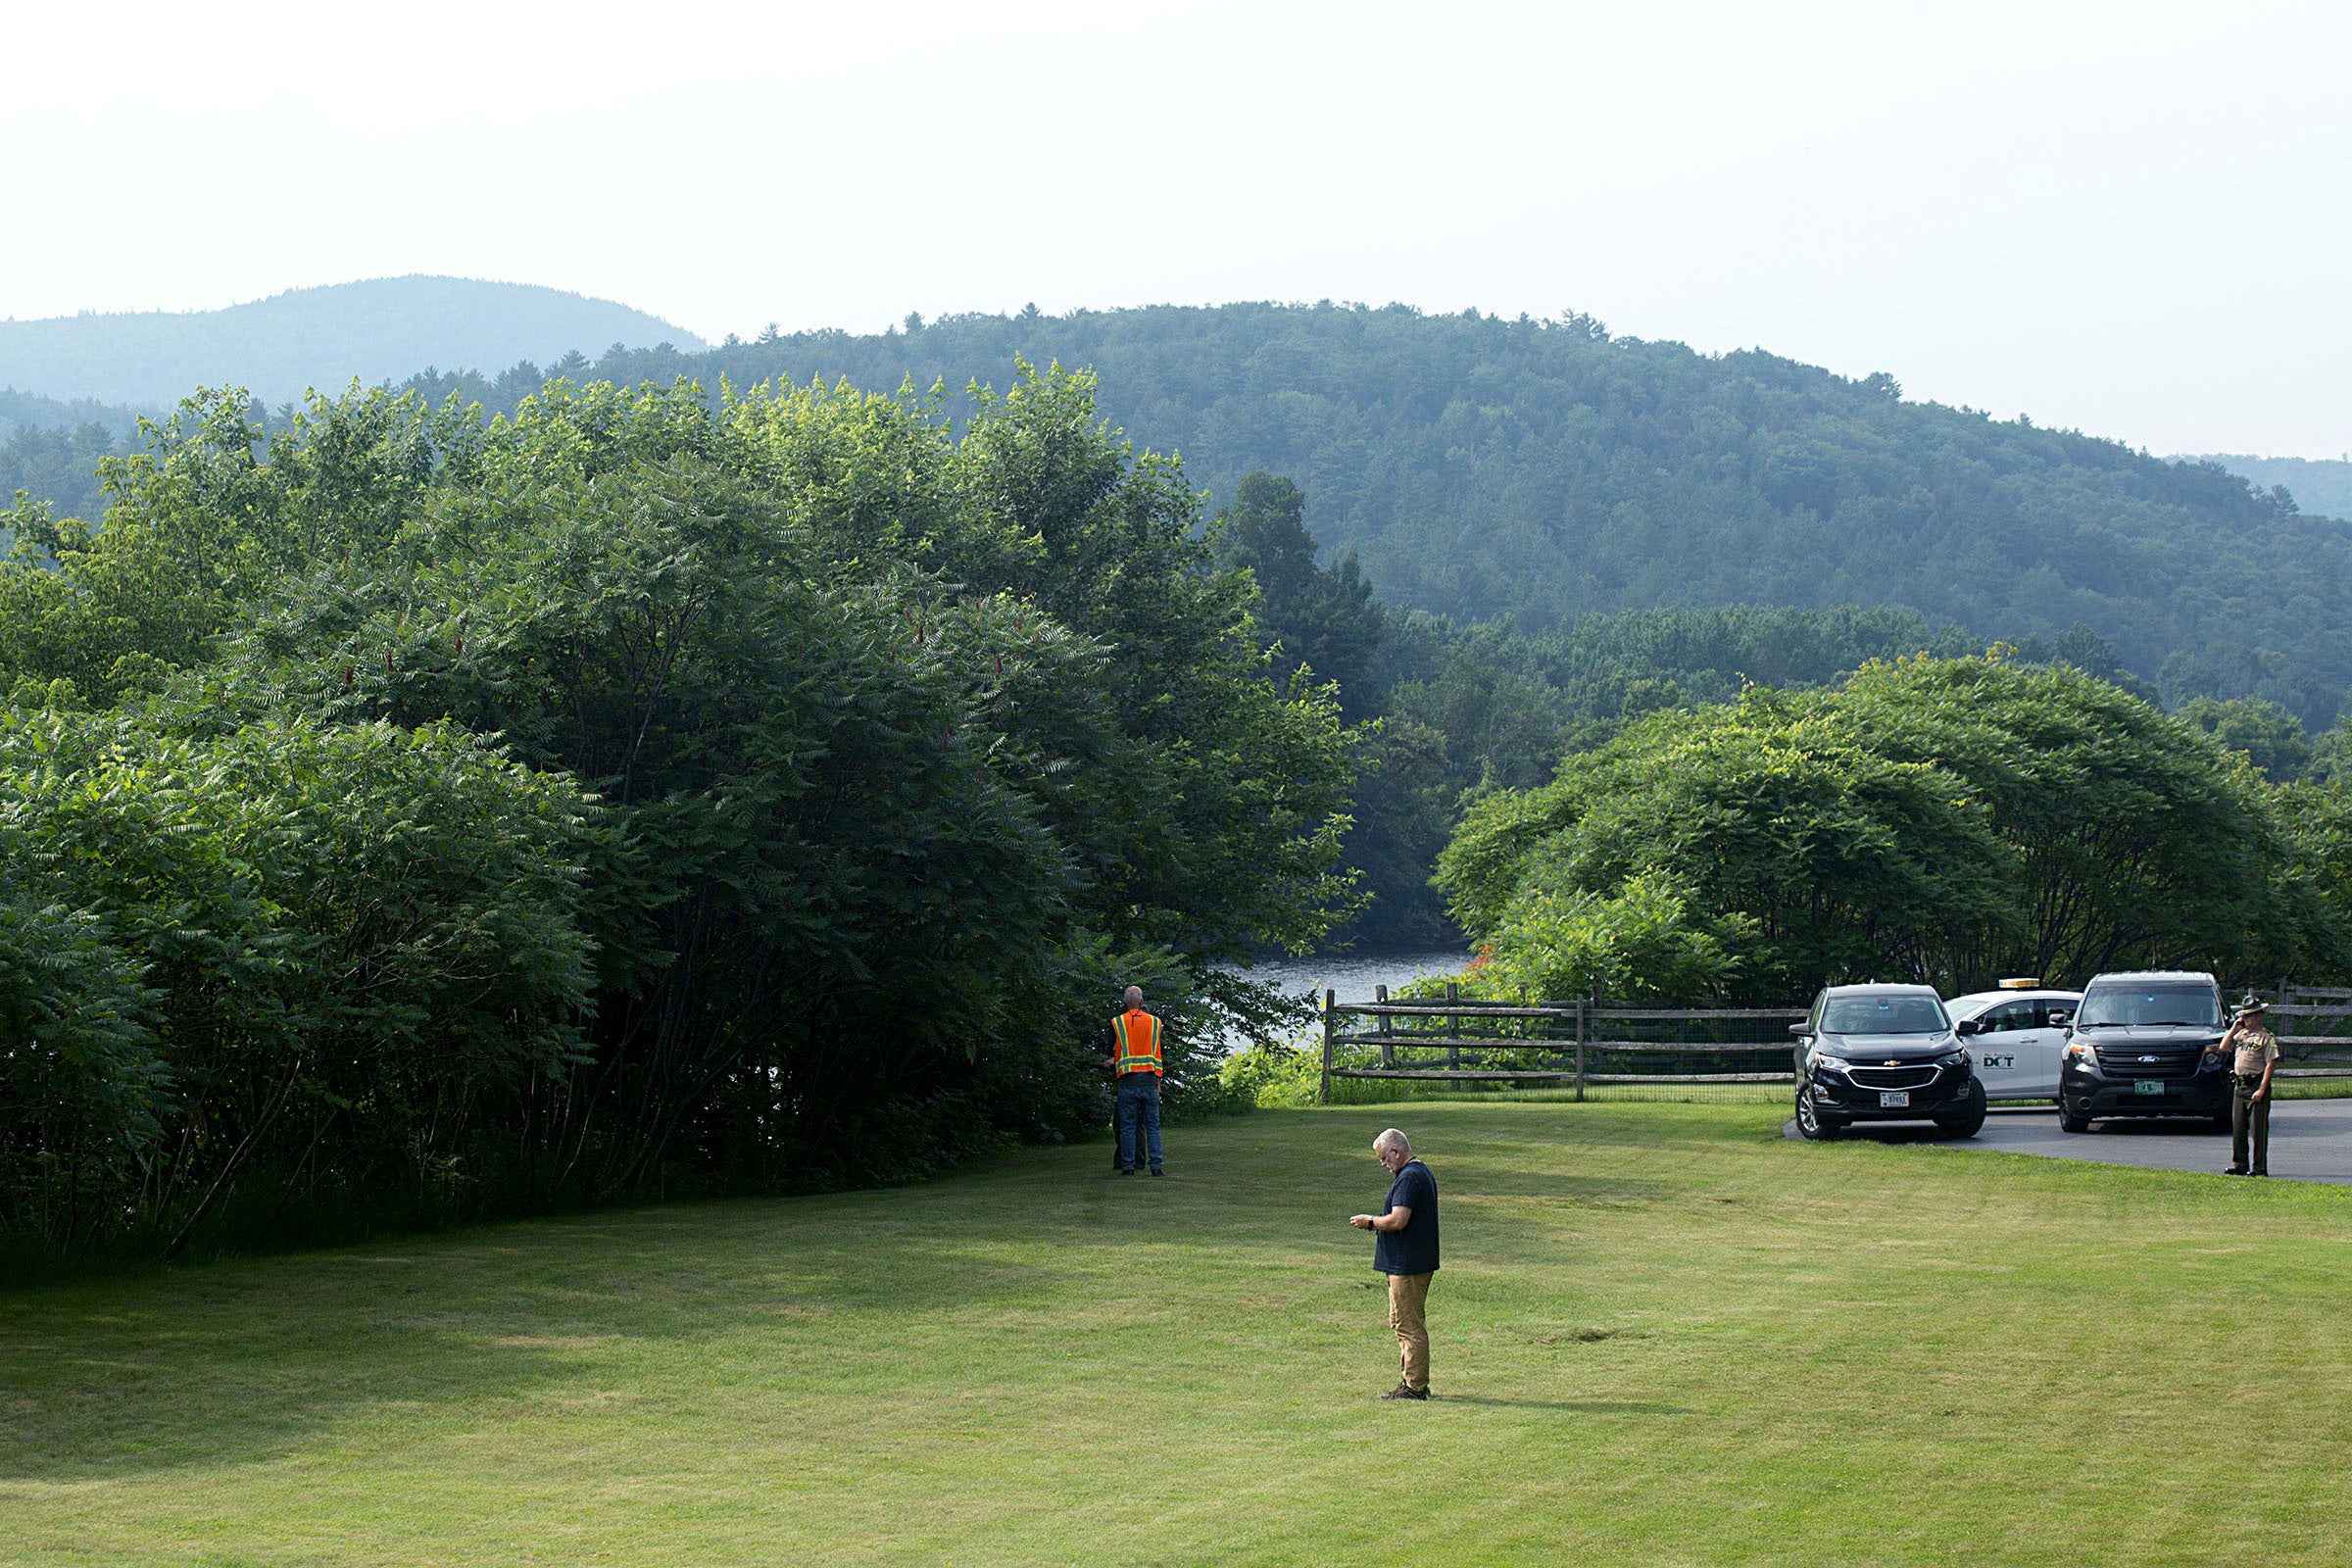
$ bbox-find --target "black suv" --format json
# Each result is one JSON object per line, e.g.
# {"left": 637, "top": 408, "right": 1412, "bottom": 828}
{"left": 2057, "top": 970, "right": 2231, "bottom": 1133}
{"left": 1791, "top": 983, "right": 1985, "bottom": 1141}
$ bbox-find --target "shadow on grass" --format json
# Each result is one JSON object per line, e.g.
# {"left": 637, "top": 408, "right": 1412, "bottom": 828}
{"left": 0, "top": 1189, "right": 1357, "bottom": 1482}
{"left": 0, "top": 1307, "right": 598, "bottom": 1483}
{"left": 0, "top": 1104, "right": 1739, "bottom": 1482}
{"left": 1438, "top": 1396, "right": 1690, "bottom": 1414}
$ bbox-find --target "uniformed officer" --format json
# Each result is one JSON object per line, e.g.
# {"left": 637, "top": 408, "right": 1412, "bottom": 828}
{"left": 2220, "top": 993, "right": 2280, "bottom": 1178}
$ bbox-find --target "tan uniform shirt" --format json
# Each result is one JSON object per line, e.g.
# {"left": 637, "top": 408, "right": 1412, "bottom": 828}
{"left": 2232, "top": 1024, "right": 2280, "bottom": 1077}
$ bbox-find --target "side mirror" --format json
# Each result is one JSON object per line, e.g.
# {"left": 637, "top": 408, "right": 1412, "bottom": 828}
{"left": 1788, "top": 1022, "right": 1812, "bottom": 1037}
{"left": 2046, "top": 1011, "right": 2072, "bottom": 1029}
{"left": 1955, "top": 1018, "right": 1984, "bottom": 1037}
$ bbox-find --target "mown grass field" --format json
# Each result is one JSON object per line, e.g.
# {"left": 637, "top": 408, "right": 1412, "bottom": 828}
{"left": 6, "top": 1101, "right": 2351, "bottom": 1566}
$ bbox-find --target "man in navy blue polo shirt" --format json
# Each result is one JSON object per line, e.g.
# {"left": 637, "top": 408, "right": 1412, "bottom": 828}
{"left": 1348, "top": 1127, "right": 1440, "bottom": 1399}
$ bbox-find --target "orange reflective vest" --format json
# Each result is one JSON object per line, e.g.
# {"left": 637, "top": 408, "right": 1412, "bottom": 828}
{"left": 1112, "top": 1008, "right": 1164, "bottom": 1075}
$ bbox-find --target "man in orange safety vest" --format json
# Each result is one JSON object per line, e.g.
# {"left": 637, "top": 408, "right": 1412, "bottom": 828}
{"left": 1103, "top": 985, "right": 1166, "bottom": 1176}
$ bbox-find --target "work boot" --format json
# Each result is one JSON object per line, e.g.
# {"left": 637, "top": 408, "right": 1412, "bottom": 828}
{"left": 1379, "top": 1383, "right": 1429, "bottom": 1400}
{"left": 2224, "top": 1165, "right": 2248, "bottom": 1175}
{"left": 1151, "top": 1167, "right": 1164, "bottom": 1177}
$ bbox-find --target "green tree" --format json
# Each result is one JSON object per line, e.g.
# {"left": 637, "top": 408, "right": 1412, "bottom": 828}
{"left": 0, "top": 364, "right": 1361, "bottom": 1255}
{"left": 1837, "top": 659, "right": 2291, "bottom": 981}
{"left": 1440, "top": 655, "right": 2313, "bottom": 1001}
{"left": 0, "top": 702, "right": 597, "bottom": 1251}
{"left": 2176, "top": 695, "right": 2312, "bottom": 782}
{"left": 1470, "top": 869, "right": 1754, "bottom": 1004}
{"left": 192, "top": 369, "right": 1354, "bottom": 1202}
{"left": 1211, "top": 470, "right": 1382, "bottom": 719}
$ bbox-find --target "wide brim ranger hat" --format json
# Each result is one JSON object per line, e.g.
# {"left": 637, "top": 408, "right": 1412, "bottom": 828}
{"left": 2237, "top": 991, "right": 2268, "bottom": 1013}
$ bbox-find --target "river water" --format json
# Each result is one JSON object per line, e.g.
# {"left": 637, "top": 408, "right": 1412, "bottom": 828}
{"left": 1213, "top": 947, "right": 1471, "bottom": 1049}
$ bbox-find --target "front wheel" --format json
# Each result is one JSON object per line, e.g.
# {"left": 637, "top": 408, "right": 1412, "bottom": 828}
{"left": 1795, "top": 1083, "right": 1842, "bottom": 1141}
{"left": 1936, "top": 1082, "right": 1987, "bottom": 1139}
{"left": 2058, "top": 1098, "right": 2091, "bottom": 1134}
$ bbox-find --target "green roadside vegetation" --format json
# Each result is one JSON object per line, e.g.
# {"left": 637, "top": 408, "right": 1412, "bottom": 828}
{"left": 1433, "top": 654, "right": 2352, "bottom": 1006}
{"left": 5, "top": 1100, "right": 2349, "bottom": 1567}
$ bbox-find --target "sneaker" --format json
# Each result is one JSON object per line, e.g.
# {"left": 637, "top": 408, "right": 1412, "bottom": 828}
{"left": 1151, "top": 1167, "right": 1165, "bottom": 1177}
{"left": 2224, "top": 1165, "right": 2248, "bottom": 1175}
{"left": 1119, "top": 1169, "right": 1137, "bottom": 1177}
{"left": 1379, "top": 1384, "right": 1430, "bottom": 1400}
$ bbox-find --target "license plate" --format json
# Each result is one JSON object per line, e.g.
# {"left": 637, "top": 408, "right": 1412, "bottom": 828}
{"left": 1879, "top": 1091, "right": 1909, "bottom": 1107}
{"left": 2134, "top": 1079, "right": 2166, "bottom": 1097}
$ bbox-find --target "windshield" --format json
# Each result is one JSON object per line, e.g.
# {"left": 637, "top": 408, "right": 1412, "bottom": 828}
{"left": 2077, "top": 984, "right": 2222, "bottom": 1028}
{"left": 1820, "top": 995, "right": 1949, "bottom": 1034}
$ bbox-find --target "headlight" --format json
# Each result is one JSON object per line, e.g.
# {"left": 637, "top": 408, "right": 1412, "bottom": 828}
{"left": 2064, "top": 1041, "right": 2097, "bottom": 1068}
{"left": 1937, "top": 1050, "right": 1972, "bottom": 1068}
{"left": 1814, "top": 1054, "right": 1852, "bottom": 1073}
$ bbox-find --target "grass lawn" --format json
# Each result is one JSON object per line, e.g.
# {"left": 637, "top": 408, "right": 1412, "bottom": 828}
{"left": 6, "top": 1101, "right": 2352, "bottom": 1566}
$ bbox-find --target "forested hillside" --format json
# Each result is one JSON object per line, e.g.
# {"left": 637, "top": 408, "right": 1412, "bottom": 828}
{"left": 426, "top": 305, "right": 2352, "bottom": 726}
{"left": 1, "top": 390, "right": 148, "bottom": 524}
{"left": 0, "top": 276, "right": 705, "bottom": 411}
{"left": 1212, "top": 469, "right": 2201, "bottom": 948}
{"left": 2192, "top": 454, "right": 2352, "bottom": 524}
{"left": 11, "top": 302, "right": 2346, "bottom": 723}
{"left": 0, "top": 388, "right": 146, "bottom": 443}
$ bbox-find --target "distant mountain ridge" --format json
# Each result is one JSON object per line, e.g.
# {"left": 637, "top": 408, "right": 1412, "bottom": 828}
{"left": 0, "top": 388, "right": 147, "bottom": 444}
{"left": 8, "top": 296, "right": 2351, "bottom": 725}
{"left": 0, "top": 276, "right": 706, "bottom": 410}
{"left": 2186, "top": 454, "right": 2352, "bottom": 524}
{"left": 537, "top": 304, "right": 2352, "bottom": 722}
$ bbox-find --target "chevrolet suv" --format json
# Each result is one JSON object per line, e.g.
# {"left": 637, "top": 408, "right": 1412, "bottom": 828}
{"left": 1791, "top": 983, "right": 1985, "bottom": 1141}
{"left": 2057, "top": 970, "right": 2231, "bottom": 1133}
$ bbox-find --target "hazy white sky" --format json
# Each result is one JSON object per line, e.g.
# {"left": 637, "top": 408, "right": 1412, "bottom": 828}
{"left": 4, "top": 0, "right": 2346, "bottom": 456}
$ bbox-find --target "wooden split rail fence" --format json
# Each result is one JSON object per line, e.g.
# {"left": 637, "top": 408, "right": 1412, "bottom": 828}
{"left": 1318, "top": 982, "right": 1805, "bottom": 1101}
{"left": 2264, "top": 984, "right": 2352, "bottom": 1079}
{"left": 1317, "top": 981, "right": 2352, "bottom": 1100}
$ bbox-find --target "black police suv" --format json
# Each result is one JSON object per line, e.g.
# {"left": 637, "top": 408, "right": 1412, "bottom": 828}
{"left": 2056, "top": 970, "right": 2231, "bottom": 1133}
{"left": 1791, "top": 983, "right": 1984, "bottom": 1141}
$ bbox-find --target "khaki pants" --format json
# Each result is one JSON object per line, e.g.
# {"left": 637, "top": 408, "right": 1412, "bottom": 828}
{"left": 1387, "top": 1271, "right": 1433, "bottom": 1392}
{"left": 2233, "top": 1072, "right": 2271, "bottom": 1175}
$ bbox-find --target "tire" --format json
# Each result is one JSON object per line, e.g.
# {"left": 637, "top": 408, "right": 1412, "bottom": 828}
{"left": 1795, "top": 1083, "right": 1842, "bottom": 1142}
{"left": 2213, "top": 1109, "right": 2234, "bottom": 1134}
{"left": 1936, "top": 1083, "right": 1987, "bottom": 1139}
{"left": 2057, "top": 1098, "right": 2091, "bottom": 1134}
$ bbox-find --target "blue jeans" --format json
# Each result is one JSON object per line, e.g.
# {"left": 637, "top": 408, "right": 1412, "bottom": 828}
{"left": 1116, "top": 1074, "right": 1163, "bottom": 1172}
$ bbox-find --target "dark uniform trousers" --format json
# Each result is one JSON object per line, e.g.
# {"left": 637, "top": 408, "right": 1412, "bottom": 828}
{"left": 2232, "top": 1071, "right": 2271, "bottom": 1176}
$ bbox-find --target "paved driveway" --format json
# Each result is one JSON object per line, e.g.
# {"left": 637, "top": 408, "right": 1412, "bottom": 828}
{"left": 1784, "top": 1099, "right": 2352, "bottom": 1185}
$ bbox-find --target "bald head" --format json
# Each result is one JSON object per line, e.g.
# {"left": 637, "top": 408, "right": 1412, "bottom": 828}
{"left": 1374, "top": 1128, "right": 1412, "bottom": 1166}
{"left": 1123, "top": 986, "right": 1144, "bottom": 1007}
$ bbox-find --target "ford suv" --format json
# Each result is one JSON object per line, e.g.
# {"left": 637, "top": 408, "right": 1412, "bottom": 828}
{"left": 1791, "top": 983, "right": 1985, "bottom": 1141}
{"left": 2057, "top": 970, "right": 2231, "bottom": 1133}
